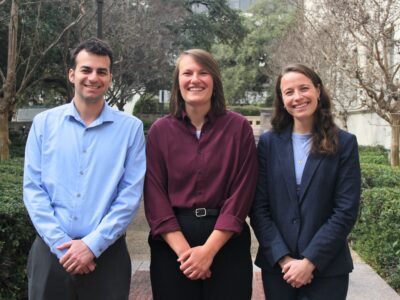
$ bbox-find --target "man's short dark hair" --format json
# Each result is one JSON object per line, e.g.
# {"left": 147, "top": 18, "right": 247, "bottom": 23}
{"left": 70, "top": 37, "right": 113, "bottom": 72}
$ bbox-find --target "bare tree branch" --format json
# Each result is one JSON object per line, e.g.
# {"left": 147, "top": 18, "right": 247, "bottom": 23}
{"left": 17, "top": 0, "right": 86, "bottom": 95}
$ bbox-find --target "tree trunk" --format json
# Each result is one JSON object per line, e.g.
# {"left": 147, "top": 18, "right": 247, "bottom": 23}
{"left": 390, "top": 113, "right": 400, "bottom": 167}
{"left": 0, "top": 110, "right": 10, "bottom": 160}
{"left": 0, "top": 0, "right": 19, "bottom": 161}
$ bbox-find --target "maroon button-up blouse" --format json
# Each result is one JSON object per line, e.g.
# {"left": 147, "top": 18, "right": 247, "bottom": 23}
{"left": 144, "top": 110, "right": 258, "bottom": 237}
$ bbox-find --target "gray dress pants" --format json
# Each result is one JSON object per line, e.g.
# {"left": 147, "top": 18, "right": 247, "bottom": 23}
{"left": 27, "top": 235, "right": 131, "bottom": 300}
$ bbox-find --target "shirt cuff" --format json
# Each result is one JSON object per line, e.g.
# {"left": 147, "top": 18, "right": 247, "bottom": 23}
{"left": 82, "top": 232, "right": 107, "bottom": 258}
{"left": 50, "top": 235, "right": 73, "bottom": 259}
{"left": 214, "top": 213, "right": 244, "bottom": 234}
{"left": 149, "top": 215, "right": 181, "bottom": 238}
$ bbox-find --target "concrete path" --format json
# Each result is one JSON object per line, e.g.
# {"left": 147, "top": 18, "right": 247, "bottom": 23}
{"left": 127, "top": 203, "right": 400, "bottom": 299}
{"left": 128, "top": 260, "right": 400, "bottom": 300}
{"left": 348, "top": 261, "right": 400, "bottom": 300}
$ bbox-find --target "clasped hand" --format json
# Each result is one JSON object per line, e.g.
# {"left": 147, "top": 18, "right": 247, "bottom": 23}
{"left": 177, "top": 246, "right": 213, "bottom": 280}
{"left": 280, "top": 257, "right": 315, "bottom": 288}
{"left": 57, "top": 239, "right": 96, "bottom": 275}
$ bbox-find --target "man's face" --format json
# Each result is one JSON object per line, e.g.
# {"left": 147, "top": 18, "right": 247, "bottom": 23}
{"left": 68, "top": 50, "right": 112, "bottom": 104}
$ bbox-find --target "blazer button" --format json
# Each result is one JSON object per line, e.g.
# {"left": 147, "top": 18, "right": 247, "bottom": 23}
{"left": 292, "top": 218, "right": 298, "bottom": 225}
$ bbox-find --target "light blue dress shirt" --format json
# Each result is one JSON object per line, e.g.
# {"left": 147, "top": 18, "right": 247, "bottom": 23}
{"left": 23, "top": 101, "right": 146, "bottom": 259}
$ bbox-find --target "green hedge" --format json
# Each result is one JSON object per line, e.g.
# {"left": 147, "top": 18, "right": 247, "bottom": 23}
{"left": 0, "top": 158, "right": 35, "bottom": 300}
{"left": 228, "top": 105, "right": 261, "bottom": 116}
{"left": 351, "top": 188, "right": 400, "bottom": 292}
{"left": 359, "top": 154, "right": 389, "bottom": 165}
{"left": 359, "top": 145, "right": 389, "bottom": 165}
{"left": 358, "top": 145, "right": 388, "bottom": 156}
{"left": 360, "top": 163, "right": 400, "bottom": 189}
{"left": 9, "top": 131, "right": 27, "bottom": 159}
{"left": 351, "top": 146, "right": 400, "bottom": 292}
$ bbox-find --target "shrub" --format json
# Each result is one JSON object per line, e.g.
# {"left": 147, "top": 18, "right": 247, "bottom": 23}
{"left": 133, "top": 93, "right": 162, "bottom": 115}
{"left": 351, "top": 188, "right": 400, "bottom": 292}
{"left": 0, "top": 158, "right": 35, "bottom": 300}
{"left": 359, "top": 154, "right": 389, "bottom": 165}
{"left": 360, "top": 163, "right": 400, "bottom": 189}
{"left": 359, "top": 145, "right": 389, "bottom": 165}
{"left": 228, "top": 105, "right": 261, "bottom": 116}
{"left": 358, "top": 145, "right": 388, "bottom": 156}
{"left": 9, "top": 130, "right": 27, "bottom": 159}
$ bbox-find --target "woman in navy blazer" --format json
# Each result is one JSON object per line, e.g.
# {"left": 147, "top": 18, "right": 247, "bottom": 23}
{"left": 250, "top": 64, "right": 361, "bottom": 300}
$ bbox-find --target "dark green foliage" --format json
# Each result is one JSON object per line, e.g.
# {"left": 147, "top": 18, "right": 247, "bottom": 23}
{"left": 359, "top": 145, "right": 389, "bottom": 165}
{"left": 142, "top": 119, "right": 155, "bottom": 133}
{"left": 172, "top": 0, "right": 246, "bottom": 50}
{"left": 350, "top": 146, "right": 400, "bottom": 292}
{"left": 133, "top": 93, "right": 161, "bottom": 115}
{"left": 228, "top": 105, "right": 261, "bottom": 116}
{"left": 9, "top": 130, "right": 27, "bottom": 159}
{"left": 0, "top": 158, "right": 35, "bottom": 300}
{"left": 212, "top": 0, "right": 294, "bottom": 105}
{"left": 359, "top": 154, "right": 389, "bottom": 165}
{"left": 359, "top": 145, "right": 388, "bottom": 156}
{"left": 360, "top": 163, "right": 400, "bottom": 189}
{"left": 351, "top": 188, "right": 400, "bottom": 292}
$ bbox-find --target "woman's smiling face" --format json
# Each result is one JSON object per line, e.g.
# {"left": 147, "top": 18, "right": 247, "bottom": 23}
{"left": 178, "top": 54, "right": 214, "bottom": 110}
{"left": 280, "top": 71, "right": 320, "bottom": 124}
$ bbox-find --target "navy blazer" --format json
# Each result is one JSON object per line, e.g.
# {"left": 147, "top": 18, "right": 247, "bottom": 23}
{"left": 250, "top": 128, "right": 361, "bottom": 277}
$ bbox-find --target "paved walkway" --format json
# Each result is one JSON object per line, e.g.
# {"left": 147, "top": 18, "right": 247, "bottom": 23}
{"left": 127, "top": 204, "right": 400, "bottom": 299}
{"left": 128, "top": 260, "right": 400, "bottom": 300}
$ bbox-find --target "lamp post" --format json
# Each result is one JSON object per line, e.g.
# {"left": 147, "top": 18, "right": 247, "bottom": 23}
{"left": 96, "top": 0, "right": 104, "bottom": 38}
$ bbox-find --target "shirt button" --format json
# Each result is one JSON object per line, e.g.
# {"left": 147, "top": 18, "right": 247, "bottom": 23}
{"left": 80, "top": 171, "right": 84, "bottom": 175}
{"left": 83, "top": 149, "right": 87, "bottom": 153}
{"left": 73, "top": 216, "right": 78, "bottom": 220}
{"left": 292, "top": 218, "right": 298, "bottom": 224}
{"left": 197, "top": 149, "right": 202, "bottom": 154}
{"left": 77, "top": 193, "right": 81, "bottom": 197}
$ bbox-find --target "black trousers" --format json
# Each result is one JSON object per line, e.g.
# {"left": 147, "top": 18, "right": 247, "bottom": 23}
{"left": 149, "top": 214, "right": 253, "bottom": 300}
{"left": 261, "top": 270, "right": 349, "bottom": 300}
{"left": 27, "top": 235, "right": 131, "bottom": 300}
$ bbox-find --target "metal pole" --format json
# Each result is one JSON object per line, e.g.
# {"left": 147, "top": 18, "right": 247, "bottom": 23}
{"left": 97, "top": 0, "right": 104, "bottom": 38}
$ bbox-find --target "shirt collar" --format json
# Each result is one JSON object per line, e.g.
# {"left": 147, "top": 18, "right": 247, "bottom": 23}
{"left": 64, "top": 100, "right": 114, "bottom": 126}
{"left": 179, "top": 109, "right": 219, "bottom": 125}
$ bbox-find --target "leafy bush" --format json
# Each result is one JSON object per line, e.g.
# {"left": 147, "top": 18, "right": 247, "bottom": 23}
{"left": 351, "top": 188, "right": 400, "bottom": 292}
{"left": 359, "top": 145, "right": 389, "bottom": 165}
{"left": 358, "top": 145, "right": 388, "bottom": 156}
{"left": 360, "top": 163, "right": 400, "bottom": 189}
{"left": 133, "top": 93, "right": 163, "bottom": 115}
{"left": 359, "top": 154, "right": 389, "bottom": 165}
{"left": 9, "top": 131, "right": 27, "bottom": 159}
{"left": 0, "top": 158, "right": 35, "bottom": 300}
{"left": 228, "top": 105, "right": 261, "bottom": 116}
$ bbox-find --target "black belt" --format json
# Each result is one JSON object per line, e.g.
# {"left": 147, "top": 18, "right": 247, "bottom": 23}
{"left": 174, "top": 207, "right": 220, "bottom": 218}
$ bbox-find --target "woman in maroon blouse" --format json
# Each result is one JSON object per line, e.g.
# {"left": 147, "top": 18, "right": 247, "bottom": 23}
{"left": 144, "top": 49, "right": 258, "bottom": 299}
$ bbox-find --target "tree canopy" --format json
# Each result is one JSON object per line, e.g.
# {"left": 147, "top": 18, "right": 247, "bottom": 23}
{"left": 212, "top": 0, "right": 294, "bottom": 105}
{"left": 0, "top": 0, "right": 245, "bottom": 160}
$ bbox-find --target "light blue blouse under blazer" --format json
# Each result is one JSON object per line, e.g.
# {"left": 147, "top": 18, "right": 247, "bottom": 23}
{"left": 292, "top": 132, "right": 312, "bottom": 185}
{"left": 23, "top": 101, "right": 146, "bottom": 259}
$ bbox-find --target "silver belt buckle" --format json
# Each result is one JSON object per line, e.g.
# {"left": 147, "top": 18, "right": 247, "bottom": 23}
{"left": 195, "top": 208, "right": 207, "bottom": 217}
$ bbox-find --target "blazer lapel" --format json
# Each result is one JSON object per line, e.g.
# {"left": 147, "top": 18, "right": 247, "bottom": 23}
{"left": 299, "top": 152, "right": 324, "bottom": 203}
{"left": 276, "top": 129, "right": 298, "bottom": 205}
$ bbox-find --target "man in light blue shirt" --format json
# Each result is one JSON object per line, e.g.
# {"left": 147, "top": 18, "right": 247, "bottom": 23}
{"left": 23, "top": 37, "right": 146, "bottom": 299}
